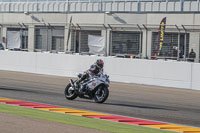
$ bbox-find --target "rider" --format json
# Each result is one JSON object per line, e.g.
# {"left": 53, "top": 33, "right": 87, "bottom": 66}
{"left": 75, "top": 59, "right": 104, "bottom": 92}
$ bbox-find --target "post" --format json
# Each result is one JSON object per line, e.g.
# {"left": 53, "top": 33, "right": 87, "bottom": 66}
{"left": 177, "top": 32, "right": 180, "bottom": 60}
{"left": 28, "top": 25, "right": 35, "bottom": 52}
{"left": 100, "top": 0, "right": 103, "bottom": 12}
{"left": 175, "top": 25, "right": 181, "bottom": 61}
{"left": 142, "top": 24, "right": 148, "bottom": 59}
{"left": 141, "top": 29, "right": 147, "bottom": 59}
{"left": 180, "top": 0, "right": 184, "bottom": 12}
{"left": 106, "top": 29, "right": 111, "bottom": 56}
{"left": 189, "top": 32, "right": 200, "bottom": 63}
{"left": 9, "top": 0, "right": 11, "bottom": 12}
{"left": 46, "top": 26, "right": 48, "bottom": 51}
{"left": 79, "top": 31, "right": 81, "bottom": 53}
{"left": 64, "top": 25, "right": 70, "bottom": 52}
{"left": 184, "top": 33, "right": 187, "bottom": 60}
{"left": 2, "top": 26, "right": 7, "bottom": 49}
{"left": 109, "top": 28, "right": 112, "bottom": 56}
{"left": 137, "top": 24, "right": 142, "bottom": 58}
{"left": 65, "top": 16, "right": 72, "bottom": 52}
{"left": 138, "top": 0, "right": 141, "bottom": 13}
{"left": 101, "top": 27, "right": 107, "bottom": 56}
{"left": 146, "top": 30, "right": 152, "bottom": 59}
{"left": 182, "top": 25, "right": 187, "bottom": 61}
{"left": 37, "top": 0, "right": 39, "bottom": 12}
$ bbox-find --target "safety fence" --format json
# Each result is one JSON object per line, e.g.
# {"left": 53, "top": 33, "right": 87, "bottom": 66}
{"left": 0, "top": 0, "right": 200, "bottom": 13}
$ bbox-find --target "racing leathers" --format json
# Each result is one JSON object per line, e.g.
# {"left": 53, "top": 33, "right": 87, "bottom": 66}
{"left": 76, "top": 64, "right": 103, "bottom": 93}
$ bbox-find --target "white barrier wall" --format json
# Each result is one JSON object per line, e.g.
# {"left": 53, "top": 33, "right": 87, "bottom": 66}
{"left": 0, "top": 51, "right": 199, "bottom": 90}
{"left": 104, "top": 58, "right": 192, "bottom": 89}
{"left": 191, "top": 63, "right": 200, "bottom": 90}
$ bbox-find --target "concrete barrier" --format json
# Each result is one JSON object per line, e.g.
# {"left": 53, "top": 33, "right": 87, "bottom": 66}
{"left": 0, "top": 51, "right": 199, "bottom": 90}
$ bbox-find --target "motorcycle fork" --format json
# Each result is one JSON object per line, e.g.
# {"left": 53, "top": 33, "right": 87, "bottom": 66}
{"left": 70, "top": 79, "right": 77, "bottom": 91}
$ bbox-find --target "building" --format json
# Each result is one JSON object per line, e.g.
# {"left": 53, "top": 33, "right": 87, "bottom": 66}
{"left": 0, "top": 0, "right": 200, "bottom": 62}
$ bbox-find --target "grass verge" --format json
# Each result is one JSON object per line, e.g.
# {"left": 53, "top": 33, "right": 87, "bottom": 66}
{"left": 0, "top": 103, "right": 173, "bottom": 133}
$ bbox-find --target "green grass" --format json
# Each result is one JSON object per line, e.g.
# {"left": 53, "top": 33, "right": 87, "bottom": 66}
{"left": 0, "top": 103, "right": 173, "bottom": 133}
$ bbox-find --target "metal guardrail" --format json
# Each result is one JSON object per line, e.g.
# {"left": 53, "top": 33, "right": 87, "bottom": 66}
{"left": 0, "top": 0, "right": 200, "bottom": 13}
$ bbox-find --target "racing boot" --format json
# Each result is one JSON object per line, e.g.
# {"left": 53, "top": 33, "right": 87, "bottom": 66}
{"left": 74, "top": 81, "right": 79, "bottom": 88}
{"left": 79, "top": 84, "right": 86, "bottom": 94}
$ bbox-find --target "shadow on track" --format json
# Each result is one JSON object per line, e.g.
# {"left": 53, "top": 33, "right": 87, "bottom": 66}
{"left": 73, "top": 99, "right": 177, "bottom": 111}
{"left": 104, "top": 102, "right": 176, "bottom": 111}
{"left": 0, "top": 87, "right": 38, "bottom": 94}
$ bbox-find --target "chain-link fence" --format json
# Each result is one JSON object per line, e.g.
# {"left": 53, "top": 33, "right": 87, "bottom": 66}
{"left": 110, "top": 31, "right": 142, "bottom": 57}
{"left": 152, "top": 32, "right": 189, "bottom": 60}
{"left": 70, "top": 29, "right": 101, "bottom": 53}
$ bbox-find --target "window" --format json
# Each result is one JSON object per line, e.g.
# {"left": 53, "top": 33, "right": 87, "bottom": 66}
{"left": 35, "top": 26, "right": 64, "bottom": 52}
{"left": 52, "top": 36, "right": 64, "bottom": 52}
{"left": 7, "top": 28, "right": 28, "bottom": 50}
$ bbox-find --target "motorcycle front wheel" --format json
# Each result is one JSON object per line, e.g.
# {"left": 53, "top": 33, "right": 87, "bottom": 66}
{"left": 64, "top": 83, "right": 78, "bottom": 100}
{"left": 94, "top": 86, "right": 109, "bottom": 103}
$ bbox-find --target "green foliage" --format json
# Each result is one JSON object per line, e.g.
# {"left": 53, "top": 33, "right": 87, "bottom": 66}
{"left": 0, "top": 103, "right": 172, "bottom": 133}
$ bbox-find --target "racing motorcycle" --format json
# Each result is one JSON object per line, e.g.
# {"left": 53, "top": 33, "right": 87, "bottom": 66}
{"left": 64, "top": 72, "right": 110, "bottom": 103}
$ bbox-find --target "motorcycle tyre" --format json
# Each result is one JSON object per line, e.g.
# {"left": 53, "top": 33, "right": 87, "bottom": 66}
{"left": 94, "top": 86, "right": 109, "bottom": 103}
{"left": 64, "top": 83, "right": 78, "bottom": 100}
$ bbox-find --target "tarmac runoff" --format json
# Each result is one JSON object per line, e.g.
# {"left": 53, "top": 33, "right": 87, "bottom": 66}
{"left": 0, "top": 97, "right": 200, "bottom": 133}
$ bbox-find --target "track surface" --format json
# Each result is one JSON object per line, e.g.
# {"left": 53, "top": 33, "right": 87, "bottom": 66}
{"left": 0, "top": 70, "right": 199, "bottom": 127}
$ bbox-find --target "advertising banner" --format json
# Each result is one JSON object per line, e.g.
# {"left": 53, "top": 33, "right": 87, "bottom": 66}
{"left": 88, "top": 35, "right": 105, "bottom": 55}
{"left": 157, "top": 17, "right": 166, "bottom": 56}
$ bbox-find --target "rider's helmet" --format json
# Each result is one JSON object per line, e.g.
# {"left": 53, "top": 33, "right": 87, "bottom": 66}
{"left": 96, "top": 59, "right": 104, "bottom": 69}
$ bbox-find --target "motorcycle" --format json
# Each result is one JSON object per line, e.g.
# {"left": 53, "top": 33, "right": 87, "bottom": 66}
{"left": 64, "top": 72, "right": 110, "bottom": 103}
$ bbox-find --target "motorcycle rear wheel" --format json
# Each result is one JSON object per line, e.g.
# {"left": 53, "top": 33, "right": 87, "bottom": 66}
{"left": 64, "top": 83, "right": 78, "bottom": 100}
{"left": 94, "top": 86, "right": 109, "bottom": 103}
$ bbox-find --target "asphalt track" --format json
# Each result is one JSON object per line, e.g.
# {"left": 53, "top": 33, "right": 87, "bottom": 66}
{"left": 0, "top": 70, "right": 200, "bottom": 127}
